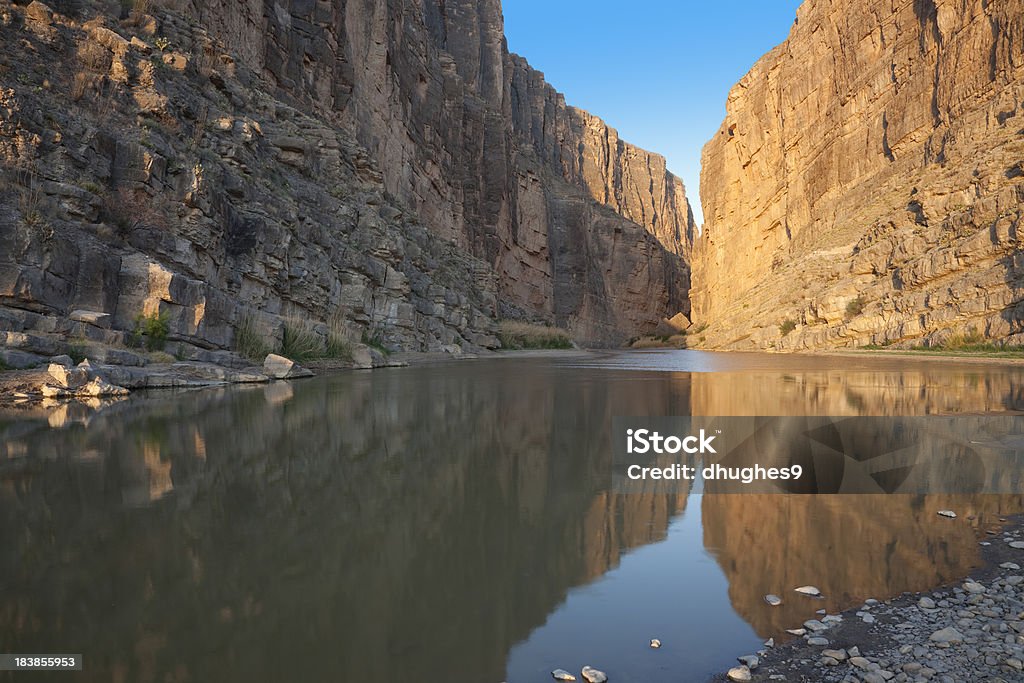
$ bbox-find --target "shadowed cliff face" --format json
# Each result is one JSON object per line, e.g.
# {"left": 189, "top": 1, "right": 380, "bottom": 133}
{"left": 692, "top": 0, "right": 1024, "bottom": 351}
{"left": 187, "top": 0, "right": 694, "bottom": 344}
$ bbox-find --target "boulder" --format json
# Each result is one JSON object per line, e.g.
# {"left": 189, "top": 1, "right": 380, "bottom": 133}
{"left": 263, "top": 354, "right": 314, "bottom": 379}
{"left": 47, "top": 363, "right": 90, "bottom": 389}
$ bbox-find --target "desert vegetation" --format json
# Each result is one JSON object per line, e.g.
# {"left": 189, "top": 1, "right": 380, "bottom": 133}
{"left": 497, "top": 321, "right": 573, "bottom": 350}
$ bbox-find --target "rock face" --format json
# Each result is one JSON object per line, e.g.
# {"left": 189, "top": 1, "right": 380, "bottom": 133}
{"left": 187, "top": 0, "right": 694, "bottom": 344}
{"left": 691, "top": 0, "right": 1024, "bottom": 350}
{"left": 0, "top": 0, "right": 693, "bottom": 355}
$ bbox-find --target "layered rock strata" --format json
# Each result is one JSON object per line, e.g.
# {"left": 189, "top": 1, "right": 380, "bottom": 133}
{"left": 0, "top": 0, "right": 694, "bottom": 358}
{"left": 188, "top": 0, "right": 695, "bottom": 344}
{"left": 691, "top": 0, "right": 1024, "bottom": 350}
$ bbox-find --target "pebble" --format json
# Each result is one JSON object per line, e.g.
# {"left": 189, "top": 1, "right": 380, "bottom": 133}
{"left": 918, "top": 596, "right": 936, "bottom": 609}
{"left": 726, "top": 665, "right": 751, "bottom": 681}
{"left": 737, "top": 654, "right": 759, "bottom": 669}
{"left": 580, "top": 666, "right": 606, "bottom": 683}
{"left": 794, "top": 585, "right": 823, "bottom": 597}
{"left": 937, "top": 510, "right": 957, "bottom": 518}
{"left": 551, "top": 670, "right": 575, "bottom": 681}
{"left": 649, "top": 639, "right": 661, "bottom": 649}
{"left": 929, "top": 626, "right": 964, "bottom": 643}
{"left": 764, "top": 594, "right": 782, "bottom": 606}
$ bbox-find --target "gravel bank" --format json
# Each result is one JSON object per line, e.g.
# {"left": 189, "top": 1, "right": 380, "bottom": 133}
{"left": 716, "top": 515, "right": 1024, "bottom": 682}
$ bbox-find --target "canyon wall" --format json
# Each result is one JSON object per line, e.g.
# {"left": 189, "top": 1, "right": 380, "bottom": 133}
{"left": 189, "top": 0, "right": 695, "bottom": 343}
{"left": 0, "top": 0, "right": 694, "bottom": 359}
{"left": 691, "top": 0, "right": 1024, "bottom": 350}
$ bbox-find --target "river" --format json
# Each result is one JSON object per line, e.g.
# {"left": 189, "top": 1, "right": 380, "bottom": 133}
{"left": 1, "top": 350, "right": 1022, "bottom": 682}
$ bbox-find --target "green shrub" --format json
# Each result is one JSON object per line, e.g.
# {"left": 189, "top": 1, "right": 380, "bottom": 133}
{"left": 845, "top": 295, "right": 866, "bottom": 318}
{"left": 132, "top": 310, "right": 170, "bottom": 351}
{"left": 281, "top": 317, "right": 325, "bottom": 360}
{"left": 498, "top": 321, "right": 573, "bottom": 350}
{"left": 361, "top": 329, "right": 390, "bottom": 355}
{"left": 779, "top": 319, "right": 797, "bottom": 336}
{"left": 68, "top": 343, "right": 88, "bottom": 365}
{"left": 234, "top": 315, "right": 272, "bottom": 361}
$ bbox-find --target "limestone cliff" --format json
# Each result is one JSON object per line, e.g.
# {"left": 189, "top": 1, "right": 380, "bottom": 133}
{"left": 0, "top": 0, "right": 694, "bottom": 360}
{"left": 189, "top": 0, "right": 695, "bottom": 344}
{"left": 691, "top": 0, "right": 1024, "bottom": 350}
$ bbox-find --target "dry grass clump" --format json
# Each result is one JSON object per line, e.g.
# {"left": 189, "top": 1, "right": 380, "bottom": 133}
{"left": 235, "top": 313, "right": 353, "bottom": 362}
{"left": 498, "top": 321, "right": 573, "bottom": 350}
{"left": 325, "top": 312, "right": 352, "bottom": 359}
{"left": 234, "top": 314, "right": 273, "bottom": 361}
{"left": 280, "top": 317, "right": 324, "bottom": 360}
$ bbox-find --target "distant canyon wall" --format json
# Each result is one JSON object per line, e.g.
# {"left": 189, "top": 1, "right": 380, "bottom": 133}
{"left": 691, "top": 0, "right": 1024, "bottom": 350}
{"left": 189, "top": 0, "right": 695, "bottom": 344}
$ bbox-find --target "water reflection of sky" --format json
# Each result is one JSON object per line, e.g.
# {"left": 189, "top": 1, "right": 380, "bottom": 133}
{"left": 505, "top": 490, "right": 760, "bottom": 683}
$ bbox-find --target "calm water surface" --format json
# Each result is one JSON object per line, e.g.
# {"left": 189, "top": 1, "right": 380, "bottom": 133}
{"left": 1, "top": 350, "right": 1023, "bottom": 682}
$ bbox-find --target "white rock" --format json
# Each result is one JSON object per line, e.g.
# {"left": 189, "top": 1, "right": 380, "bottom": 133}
{"left": 82, "top": 378, "right": 129, "bottom": 396}
{"left": 1009, "top": 541, "right": 1024, "bottom": 549}
{"left": 726, "top": 666, "right": 751, "bottom": 682}
{"left": 963, "top": 581, "right": 985, "bottom": 594}
{"left": 350, "top": 344, "right": 374, "bottom": 369}
{"left": 580, "top": 666, "right": 607, "bottom": 683}
{"left": 649, "top": 639, "right": 661, "bottom": 649}
{"left": 551, "top": 670, "right": 575, "bottom": 681}
{"left": 807, "top": 637, "right": 829, "bottom": 646}
{"left": 794, "top": 585, "right": 823, "bottom": 597}
{"left": 263, "top": 353, "right": 314, "bottom": 379}
{"left": 937, "top": 510, "right": 957, "bottom": 518}
{"left": 47, "top": 363, "right": 89, "bottom": 389}
{"left": 764, "top": 594, "right": 782, "bottom": 606}
{"left": 918, "top": 596, "right": 936, "bottom": 609}
{"left": 1001, "top": 562, "right": 1021, "bottom": 570}
{"left": 803, "top": 619, "right": 828, "bottom": 632}
{"left": 785, "top": 628, "right": 806, "bottom": 636}
{"left": 763, "top": 638, "right": 774, "bottom": 648}
{"left": 849, "top": 656, "right": 871, "bottom": 670}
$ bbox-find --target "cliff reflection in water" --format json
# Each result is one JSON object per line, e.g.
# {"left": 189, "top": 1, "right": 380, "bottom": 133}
{"left": 0, "top": 361, "right": 691, "bottom": 683}
{"left": 689, "top": 359, "right": 1024, "bottom": 640}
{"left": 1, "top": 352, "right": 1023, "bottom": 682}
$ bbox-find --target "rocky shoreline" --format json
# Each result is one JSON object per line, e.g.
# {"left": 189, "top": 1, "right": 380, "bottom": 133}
{"left": 0, "top": 341, "right": 412, "bottom": 405}
{"left": 716, "top": 514, "right": 1024, "bottom": 683}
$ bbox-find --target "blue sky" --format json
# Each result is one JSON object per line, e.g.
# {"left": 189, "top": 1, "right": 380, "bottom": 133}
{"left": 502, "top": 1, "right": 804, "bottom": 223}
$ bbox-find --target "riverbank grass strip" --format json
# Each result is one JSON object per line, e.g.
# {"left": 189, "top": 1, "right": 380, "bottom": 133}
{"left": 498, "top": 321, "right": 572, "bottom": 350}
